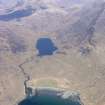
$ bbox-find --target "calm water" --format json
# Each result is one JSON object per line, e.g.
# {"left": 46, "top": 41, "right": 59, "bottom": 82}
{"left": 0, "top": 7, "right": 35, "bottom": 21}
{"left": 36, "top": 38, "right": 58, "bottom": 56}
{"left": 18, "top": 94, "right": 81, "bottom": 105}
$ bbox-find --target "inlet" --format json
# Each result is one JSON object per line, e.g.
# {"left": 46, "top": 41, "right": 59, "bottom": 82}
{"left": 18, "top": 88, "right": 83, "bottom": 105}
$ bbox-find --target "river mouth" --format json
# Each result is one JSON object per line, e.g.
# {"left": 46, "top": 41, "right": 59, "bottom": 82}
{"left": 18, "top": 88, "right": 82, "bottom": 105}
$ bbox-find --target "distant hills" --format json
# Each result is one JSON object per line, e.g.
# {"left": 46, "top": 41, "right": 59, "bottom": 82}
{"left": 0, "top": 0, "right": 105, "bottom": 55}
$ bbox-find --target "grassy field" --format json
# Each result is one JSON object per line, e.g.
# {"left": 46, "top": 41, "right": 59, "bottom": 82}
{"left": 35, "top": 79, "right": 58, "bottom": 88}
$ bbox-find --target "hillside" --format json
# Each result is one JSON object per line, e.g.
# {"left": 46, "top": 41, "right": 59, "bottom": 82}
{"left": 0, "top": 0, "right": 105, "bottom": 105}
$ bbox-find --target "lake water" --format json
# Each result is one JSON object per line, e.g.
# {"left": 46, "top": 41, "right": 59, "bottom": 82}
{"left": 18, "top": 91, "right": 81, "bottom": 105}
{"left": 36, "top": 38, "right": 58, "bottom": 56}
{"left": 0, "top": 7, "right": 35, "bottom": 21}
